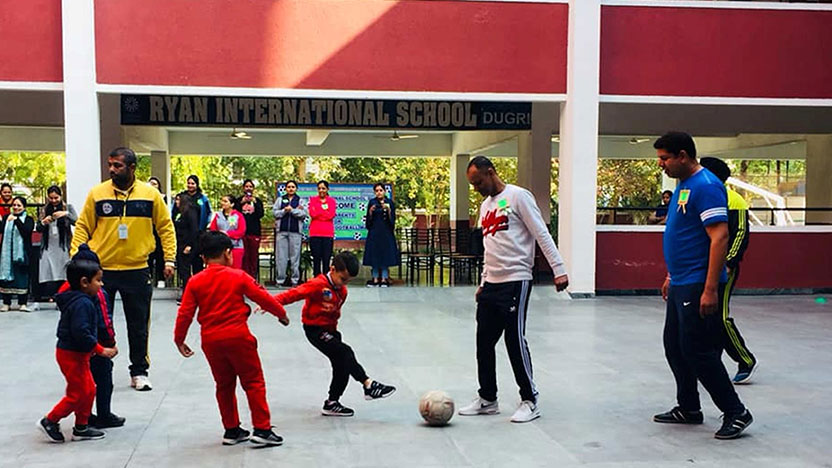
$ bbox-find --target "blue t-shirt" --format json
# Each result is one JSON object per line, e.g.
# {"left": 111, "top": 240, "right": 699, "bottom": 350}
{"left": 663, "top": 168, "right": 728, "bottom": 285}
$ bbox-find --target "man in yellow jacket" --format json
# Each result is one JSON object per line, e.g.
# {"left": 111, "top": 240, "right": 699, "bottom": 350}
{"left": 71, "top": 147, "right": 176, "bottom": 391}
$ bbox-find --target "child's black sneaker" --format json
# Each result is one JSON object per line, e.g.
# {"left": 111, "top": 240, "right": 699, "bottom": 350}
{"left": 89, "top": 413, "right": 126, "bottom": 429}
{"left": 653, "top": 406, "right": 704, "bottom": 424}
{"left": 38, "top": 417, "right": 64, "bottom": 443}
{"left": 322, "top": 400, "right": 355, "bottom": 417}
{"left": 71, "top": 425, "right": 105, "bottom": 441}
{"left": 250, "top": 428, "right": 284, "bottom": 447}
{"left": 366, "top": 280, "right": 378, "bottom": 288}
{"left": 364, "top": 380, "right": 396, "bottom": 400}
{"left": 222, "top": 426, "right": 251, "bottom": 445}
{"left": 715, "top": 409, "right": 753, "bottom": 440}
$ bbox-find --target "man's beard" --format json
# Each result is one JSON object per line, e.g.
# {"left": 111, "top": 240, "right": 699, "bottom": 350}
{"left": 111, "top": 172, "right": 130, "bottom": 186}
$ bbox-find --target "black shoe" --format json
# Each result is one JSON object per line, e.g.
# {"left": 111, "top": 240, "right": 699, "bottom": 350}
{"left": 222, "top": 426, "right": 251, "bottom": 445}
{"left": 653, "top": 406, "right": 704, "bottom": 424}
{"left": 715, "top": 410, "right": 753, "bottom": 440}
{"left": 322, "top": 400, "right": 355, "bottom": 417}
{"left": 250, "top": 428, "right": 284, "bottom": 447}
{"left": 89, "top": 413, "right": 126, "bottom": 429}
{"left": 364, "top": 380, "right": 396, "bottom": 400}
{"left": 366, "top": 279, "right": 378, "bottom": 288}
{"left": 733, "top": 361, "right": 759, "bottom": 385}
{"left": 38, "top": 417, "right": 65, "bottom": 443}
{"left": 72, "top": 425, "right": 105, "bottom": 441}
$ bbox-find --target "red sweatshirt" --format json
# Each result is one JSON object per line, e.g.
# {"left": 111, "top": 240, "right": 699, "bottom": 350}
{"left": 174, "top": 263, "right": 288, "bottom": 344}
{"left": 275, "top": 273, "right": 346, "bottom": 331}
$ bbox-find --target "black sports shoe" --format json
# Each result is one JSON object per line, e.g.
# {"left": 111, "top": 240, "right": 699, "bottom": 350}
{"left": 715, "top": 409, "right": 753, "bottom": 440}
{"left": 89, "top": 413, "right": 126, "bottom": 429}
{"left": 250, "top": 428, "right": 284, "bottom": 447}
{"left": 364, "top": 380, "right": 396, "bottom": 400}
{"left": 653, "top": 406, "right": 704, "bottom": 424}
{"left": 72, "top": 425, "right": 105, "bottom": 441}
{"left": 222, "top": 426, "right": 251, "bottom": 445}
{"left": 322, "top": 400, "right": 355, "bottom": 417}
{"left": 38, "top": 417, "right": 65, "bottom": 443}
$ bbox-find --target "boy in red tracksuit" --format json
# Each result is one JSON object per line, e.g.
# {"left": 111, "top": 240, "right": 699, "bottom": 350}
{"left": 39, "top": 257, "right": 118, "bottom": 443}
{"left": 57, "top": 244, "right": 125, "bottom": 429}
{"left": 174, "top": 231, "right": 289, "bottom": 447}
{"left": 275, "top": 251, "right": 396, "bottom": 417}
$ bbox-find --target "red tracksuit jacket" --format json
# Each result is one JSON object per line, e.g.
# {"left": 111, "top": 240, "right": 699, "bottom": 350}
{"left": 275, "top": 273, "right": 346, "bottom": 331}
{"left": 174, "top": 263, "right": 288, "bottom": 344}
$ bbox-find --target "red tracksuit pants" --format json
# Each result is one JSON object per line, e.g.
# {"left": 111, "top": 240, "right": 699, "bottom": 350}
{"left": 202, "top": 334, "right": 271, "bottom": 431}
{"left": 48, "top": 348, "right": 96, "bottom": 426}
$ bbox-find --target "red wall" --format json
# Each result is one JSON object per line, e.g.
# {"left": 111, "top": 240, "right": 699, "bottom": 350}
{"left": 600, "top": 6, "right": 832, "bottom": 99}
{"left": 95, "top": 0, "right": 568, "bottom": 93}
{"left": 0, "top": 0, "right": 62, "bottom": 82}
{"left": 597, "top": 231, "right": 832, "bottom": 291}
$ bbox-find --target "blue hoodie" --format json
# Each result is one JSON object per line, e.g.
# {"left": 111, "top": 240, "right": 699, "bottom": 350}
{"left": 55, "top": 290, "right": 101, "bottom": 354}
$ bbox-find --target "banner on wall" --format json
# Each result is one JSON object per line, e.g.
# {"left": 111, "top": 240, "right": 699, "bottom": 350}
{"left": 275, "top": 183, "right": 393, "bottom": 241}
{"left": 121, "top": 94, "right": 532, "bottom": 130}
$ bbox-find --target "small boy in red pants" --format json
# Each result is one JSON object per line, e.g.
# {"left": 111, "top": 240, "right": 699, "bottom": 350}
{"left": 274, "top": 251, "right": 396, "bottom": 417}
{"left": 174, "top": 231, "right": 290, "bottom": 447}
{"left": 39, "top": 257, "right": 118, "bottom": 443}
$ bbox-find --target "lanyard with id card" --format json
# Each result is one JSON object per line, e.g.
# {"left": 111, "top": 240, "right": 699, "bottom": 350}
{"left": 115, "top": 187, "right": 132, "bottom": 240}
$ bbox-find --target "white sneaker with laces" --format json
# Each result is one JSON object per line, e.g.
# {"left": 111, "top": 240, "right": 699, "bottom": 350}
{"left": 458, "top": 396, "right": 499, "bottom": 416}
{"left": 510, "top": 400, "right": 541, "bottom": 423}
{"left": 0, "top": 305, "right": 9, "bottom": 312}
{"left": 18, "top": 304, "right": 31, "bottom": 312}
{"left": 131, "top": 375, "right": 153, "bottom": 391}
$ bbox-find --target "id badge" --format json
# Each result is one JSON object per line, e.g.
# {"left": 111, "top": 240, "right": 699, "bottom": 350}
{"left": 118, "top": 223, "right": 128, "bottom": 240}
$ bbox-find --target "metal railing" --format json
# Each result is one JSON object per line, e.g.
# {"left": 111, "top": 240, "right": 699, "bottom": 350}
{"left": 596, "top": 206, "right": 832, "bottom": 226}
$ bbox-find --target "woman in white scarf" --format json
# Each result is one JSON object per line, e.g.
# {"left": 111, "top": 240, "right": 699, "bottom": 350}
{"left": 0, "top": 196, "right": 35, "bottom": 312}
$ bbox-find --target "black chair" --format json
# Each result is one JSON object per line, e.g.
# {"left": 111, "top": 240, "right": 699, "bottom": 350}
{"left": 406, "top": 228, "right": 435, "bottom": 286}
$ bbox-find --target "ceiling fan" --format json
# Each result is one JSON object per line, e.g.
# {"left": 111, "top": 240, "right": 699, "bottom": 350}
{"left": 209, "top": 128, "right": 252, "bottom": 140}
{"left": 375, "top": 131, "right": 419, "bottom": 141}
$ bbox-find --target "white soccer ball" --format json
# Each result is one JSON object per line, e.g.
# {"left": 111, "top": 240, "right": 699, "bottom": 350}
{"left": 419, "top": 390, "right": 454, "bottom": 426}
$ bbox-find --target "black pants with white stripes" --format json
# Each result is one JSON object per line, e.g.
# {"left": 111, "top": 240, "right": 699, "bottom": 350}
{"left": 304, "top": 325, "right": 369, "bottom": 402}
{"left": 476, "top": 280, "right": 538, "bottom": 403}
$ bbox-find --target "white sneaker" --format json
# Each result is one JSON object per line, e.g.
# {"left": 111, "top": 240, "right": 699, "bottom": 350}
{"left": 18, "top": 304, "right": 30, "bottom": 312}
{"left": 156, "top": 280, "right": 166, "bottom": 288}
{"left": 131, "top": 375, "right": 153, "bottom": 391}
{"left": 458, "top": 396, "right": 499, "bottom": 416}
{"left": 0, "top": 305, "right": 9, "bottom": 312}
{"left": 510, "top": 400, "right": 541, "bottom": 423}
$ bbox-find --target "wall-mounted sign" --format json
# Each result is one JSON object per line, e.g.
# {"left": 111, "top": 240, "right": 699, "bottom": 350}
{"left": 121, "top": 94, "right": 531, "bottom": 130}
{"left": 276, "top": 183, "right": 393, "bottom": 241}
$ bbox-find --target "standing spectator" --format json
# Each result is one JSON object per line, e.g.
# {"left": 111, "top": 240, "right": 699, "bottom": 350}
{"left": 236, "top": 179, "right": 265, "bottom": 279}
{"left": 457, "top": 156, "right": 568, "bottom": 423}
{"left": 210, "top": 195, "right": 247, "bottom": 269}
{"left": 173, "top": 193, "right": 200, "bottom": 303}
{"left": 0, "top": 182, "right": 12, "bottom": 218}
{"left": 653, "top": 132, "right": 752, "bottom": 440}
{"left": 173, "top": 175, "right": 212, "bottom": 276}
{"left": 147, "top": 176, "right": 167, "bottom": 287}
{"left": 308, "top": 180, "right": 336, "bottom": 277}
{"left": 699, "top": 157, "right": 757, "bottom": 384}
{"left": 648, "top": 190, "right": 673, "bottom": 225}
{"left": 38, "top": 186, "right": 78, "bottom": 300}
{"left": 272, "top": 180, "right": 307, "bottom": 286}
{"left": 71, "top": 147, "right": 176, "bottom": 392}
{"left": 362, "top": 183, "right": 398, "bottom": 287}
{"left": 0, "top": 196, "right": 35, "bottom": 312}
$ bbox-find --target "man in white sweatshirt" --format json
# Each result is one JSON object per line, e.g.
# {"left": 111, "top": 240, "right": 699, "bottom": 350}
{"left": 458, "top": 155, "right": 569, "bottom": 423}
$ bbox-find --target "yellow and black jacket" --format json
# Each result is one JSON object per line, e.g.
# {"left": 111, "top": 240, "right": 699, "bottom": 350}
{"left": 71, "top": 180, "right": 176, "bottom": 271}
{"left": 726, "top": 187, "right": 750, "bottom": 269}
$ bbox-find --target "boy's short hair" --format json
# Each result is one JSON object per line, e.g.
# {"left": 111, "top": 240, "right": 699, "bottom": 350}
{"left": 200, "top": 231, "right": 233, "bottom": 259}
{"left": 66, "top": 259, "right": 101, "bottom": 290}
{"left": 699, "top": 157, "right": 730, "bottom": 182}
{"left": 332, "top": 251, "right": 360, "bottom": 277}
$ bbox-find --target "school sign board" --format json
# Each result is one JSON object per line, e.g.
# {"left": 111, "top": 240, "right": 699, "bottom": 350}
{"left": 121, "top": 95, "right": 532, "bottom": 130}
{"left": 276, "top": 183, "right": 393, "bottom": 241}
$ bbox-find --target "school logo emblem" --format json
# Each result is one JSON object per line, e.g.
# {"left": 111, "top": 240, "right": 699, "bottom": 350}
{"left": 322, "top": 289, "right": 333, "bottom": 301}
{"left": 102, "top": 202, "right": 113, "bottom": 215}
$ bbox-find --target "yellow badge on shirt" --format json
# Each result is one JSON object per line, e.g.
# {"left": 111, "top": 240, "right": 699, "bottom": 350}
{"left": 677, "top": 189, "right": 690, "bottom": 214}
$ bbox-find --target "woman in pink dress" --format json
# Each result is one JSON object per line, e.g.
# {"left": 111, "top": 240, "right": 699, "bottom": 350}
{"left": 308, "top": 180, "right": 337, "bottom": 277}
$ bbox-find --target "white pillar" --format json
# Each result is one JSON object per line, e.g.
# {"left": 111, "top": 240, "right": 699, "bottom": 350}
{"left": 62, "top": 0, "right": 100, "bottom": 209}
{"left": 450, "top": 153, "right": 470, "bottom": 229}
{"left": 806, "top": 135, "right": 832, "bottom": 225}
{"left": 558, "top": 0, "right": 601, "bottom": 297}
{"left": 518, "top": 102, "right": 558, "bottom": 224}
{"left": 151, "top": 150, "right": 171, "bottom": 202}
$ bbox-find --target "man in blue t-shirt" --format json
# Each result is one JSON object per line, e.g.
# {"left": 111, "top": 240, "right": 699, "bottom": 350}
{"left": 652, "top": 132, "right": 753, "bottom": 440}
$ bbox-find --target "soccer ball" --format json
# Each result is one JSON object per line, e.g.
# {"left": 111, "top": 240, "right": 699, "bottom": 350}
{"left": 419, "top": 391, "right": 454, "bottom": 426}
